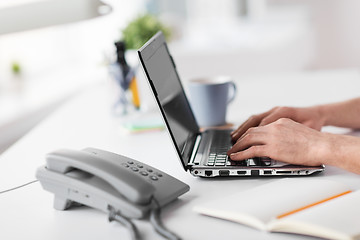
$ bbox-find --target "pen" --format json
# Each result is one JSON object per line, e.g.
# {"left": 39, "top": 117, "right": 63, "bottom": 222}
{"left": 129, "top": 76, "right": 141, "bottom": 109}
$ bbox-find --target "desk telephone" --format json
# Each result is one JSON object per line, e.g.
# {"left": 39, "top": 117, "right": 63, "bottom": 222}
{"left": 36, "top": 148, "right": 189, "bottom": 240}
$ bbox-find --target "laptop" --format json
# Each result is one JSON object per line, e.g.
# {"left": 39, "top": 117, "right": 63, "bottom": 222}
{"left": 138, "top": 31, "right": 324, "bottom": 177}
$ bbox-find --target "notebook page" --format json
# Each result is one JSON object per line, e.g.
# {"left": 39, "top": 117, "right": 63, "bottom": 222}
{"left": 270, "top": 190, "right": 360, "bottom": 239}
{"left": 193, "top": 178, "right": 350, "bottom": 230}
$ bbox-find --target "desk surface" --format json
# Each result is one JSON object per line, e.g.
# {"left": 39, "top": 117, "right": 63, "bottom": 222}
{"left": 1, "top": 69, "right": 360, "bottom": 240}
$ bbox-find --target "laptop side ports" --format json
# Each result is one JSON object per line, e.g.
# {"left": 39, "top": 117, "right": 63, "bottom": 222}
{"left": 219, "top": 170, "right": 230, "bottom": 176}
{"left": 263, "top": 170, "right": 272, "bottom": 175}
{"left": 276, "top": 170, "right": 293, "bottom": 174}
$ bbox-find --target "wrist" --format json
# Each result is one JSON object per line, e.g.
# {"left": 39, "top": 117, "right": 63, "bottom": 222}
{"left": 315, "top": 132, "right": 337, "bottom": 166}
{"left": 316, "top": 104, "right": 331, "bottom": 127}
{"left": 322, "top": 133, "right": 341, "bottom": 166}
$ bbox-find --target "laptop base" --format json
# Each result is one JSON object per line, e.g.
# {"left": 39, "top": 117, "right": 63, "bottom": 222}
{"left": 190, "top": 166, "right": 324, "bottom": 177}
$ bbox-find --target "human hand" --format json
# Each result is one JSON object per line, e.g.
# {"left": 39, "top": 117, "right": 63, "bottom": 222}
{"left": 231, "top": 106, "right": 324, "bottom": 143}
{"left": 227, "top": 118, "right": 331, "bottom": 166}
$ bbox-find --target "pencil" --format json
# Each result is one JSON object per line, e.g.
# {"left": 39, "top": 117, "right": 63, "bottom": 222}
{"left": 129, "top": 76, "right": 141, "bottom": 109}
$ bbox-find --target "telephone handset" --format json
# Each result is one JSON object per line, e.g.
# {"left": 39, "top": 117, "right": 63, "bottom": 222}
{"left": 36, "top": 148, "right": 190, "bottom": 220}
{"left": 46, "top": 149, "right": 155, "bottom": 205}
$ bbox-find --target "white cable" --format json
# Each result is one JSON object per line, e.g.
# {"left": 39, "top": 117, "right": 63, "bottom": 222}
{"left": 0, "top": 180, "right": 38, "bottom": 194}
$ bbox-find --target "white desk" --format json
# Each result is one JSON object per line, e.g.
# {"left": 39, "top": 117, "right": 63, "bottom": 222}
{"left": 1, "top": 69, "right": 360, "bottom": 240}
{"left": 0, "top": 66, "right": 104, "bottom": 153}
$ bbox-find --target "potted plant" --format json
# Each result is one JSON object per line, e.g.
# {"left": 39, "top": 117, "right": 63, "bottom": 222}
{"left": 121, "top": 13, "right": 171, "bottom": 50}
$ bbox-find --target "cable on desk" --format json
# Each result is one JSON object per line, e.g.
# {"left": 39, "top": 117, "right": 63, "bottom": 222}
{"left": 150, "top": 198, "right": 181, "bottom": 240}
{"left": 108, "top": 205, "right": 141, "bottom": 240}
{"left": 0, "top": 180, "right": 38, "bottom": 195}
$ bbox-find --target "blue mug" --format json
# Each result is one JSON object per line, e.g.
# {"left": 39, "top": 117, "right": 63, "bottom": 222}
{"left": 188, "top": 76, "right": 237, "bottom": 127}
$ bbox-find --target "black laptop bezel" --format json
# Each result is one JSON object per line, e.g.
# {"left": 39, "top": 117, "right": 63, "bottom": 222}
{"left": 138, "top": 31, "right": 199, "bottom": 171}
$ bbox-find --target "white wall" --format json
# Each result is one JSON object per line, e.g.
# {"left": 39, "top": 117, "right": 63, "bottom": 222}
{"left": 269, "top": 0, "right": 360, "bottom": 69}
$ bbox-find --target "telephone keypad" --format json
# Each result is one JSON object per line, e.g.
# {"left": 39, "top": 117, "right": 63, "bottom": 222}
{"left": 131, "top": 167, "right": 139, "bottom": 172}
{"left": 121, "top": 158, "right": 163, "bottom": 182}
{"left": 150, "top": 175, "right": 158, "bottom": 181}
{"left": 140, "top": 171, "right": 148, "bottom": 176}
{"left": 87, "top": 147, "right": 172, "bottom": 185}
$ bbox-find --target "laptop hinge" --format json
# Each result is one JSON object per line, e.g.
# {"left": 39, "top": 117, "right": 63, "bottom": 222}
{"left": 188, "top": 134, "right": 202, "bottom": 165}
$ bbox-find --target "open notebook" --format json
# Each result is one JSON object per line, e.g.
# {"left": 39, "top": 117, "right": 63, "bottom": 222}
{"left": 194, "top": 178, "right": 360, "bottom": 240}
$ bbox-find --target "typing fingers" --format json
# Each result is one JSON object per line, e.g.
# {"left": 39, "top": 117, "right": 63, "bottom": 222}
{"left": 228, "top": 126, "right": 268, "bottom": 159}
{"left": 229, "top": 145, "right": 267, "bottom": 161}
{"left": 259, "top": 107, "right": 295, "bottom": 126}
{"left": 231, "top": 110, "right": 273, "bottom": 142}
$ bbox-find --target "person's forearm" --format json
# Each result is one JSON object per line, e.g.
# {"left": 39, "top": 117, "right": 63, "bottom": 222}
{"left": 323, "top": 133, "right": 360, "bottom": 174}
{"left": 318, "top": 97, "right": 360, "bottom": 129}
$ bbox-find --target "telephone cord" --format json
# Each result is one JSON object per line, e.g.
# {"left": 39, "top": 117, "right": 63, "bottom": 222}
{"left": 150, "top": 199, "right": 181, "bottom": 240}
{"left": 108, "top": 205, "right": 141, "bottom": 240}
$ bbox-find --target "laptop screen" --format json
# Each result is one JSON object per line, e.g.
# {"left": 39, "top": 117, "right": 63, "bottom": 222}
{"left": 138, "top": 32, "right": 199, "bottom": 170}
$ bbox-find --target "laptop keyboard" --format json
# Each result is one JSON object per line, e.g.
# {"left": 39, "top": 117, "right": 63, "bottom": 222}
{"left": 207, "top": 153, "right": 246, "bottom": 166}
{"left": 207, "top": 154, "right": 273, "bottom": 167}
{"left": 206, "top": 130, "right": 243, "bottom": 166}
{"left": 205, "top": 130, "right": 272, "bottom": 167}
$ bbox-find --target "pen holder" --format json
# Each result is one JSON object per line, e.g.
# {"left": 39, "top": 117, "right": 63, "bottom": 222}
{"left": 108, "top": 63, "right": 141, "bottom": 116}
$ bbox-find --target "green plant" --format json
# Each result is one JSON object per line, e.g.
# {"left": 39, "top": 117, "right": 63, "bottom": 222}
{"left": 122, "top": 14, "right": 171, "bottom": 50}
{"left": 11, "top": 62, "right": 21, "bottom": 75}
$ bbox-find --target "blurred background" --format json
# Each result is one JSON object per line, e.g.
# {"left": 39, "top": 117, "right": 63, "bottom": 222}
{"left": 1, "top": 0, "right": 359, "bottom": 153}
